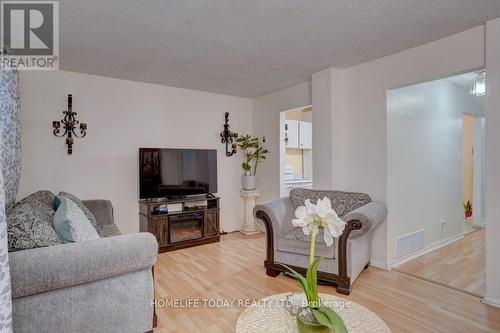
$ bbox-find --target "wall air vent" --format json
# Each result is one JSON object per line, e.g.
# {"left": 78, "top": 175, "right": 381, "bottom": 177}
{"left": 396, "top": 229, "right": 425, "bottom": 258}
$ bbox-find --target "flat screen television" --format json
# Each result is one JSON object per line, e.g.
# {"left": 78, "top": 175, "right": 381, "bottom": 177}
{"left": 139, "top": 148, "right": 217, "bottom": 199}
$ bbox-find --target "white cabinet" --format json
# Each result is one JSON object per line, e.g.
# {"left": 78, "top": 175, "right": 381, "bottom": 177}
{"left": 285, "top": 120, "right": 299, "bottom": 148}
{"left": 299, "top": 121, "right": 312, "bottom": 149}
{"left": 286, "top": 120, "right": 312, "bottom": 150}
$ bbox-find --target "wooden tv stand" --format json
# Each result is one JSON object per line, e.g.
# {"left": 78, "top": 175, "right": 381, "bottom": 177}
{"left": 139, "top": 195, "right": 220, "bottom": 252}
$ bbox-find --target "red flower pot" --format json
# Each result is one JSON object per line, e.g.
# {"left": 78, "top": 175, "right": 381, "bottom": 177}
{"left": 465, "top": 211, "right": 472, "bottom": 218}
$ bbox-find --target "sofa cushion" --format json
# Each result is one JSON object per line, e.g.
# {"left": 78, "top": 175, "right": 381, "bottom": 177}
{"left": 59, "top": 191, "right": 98, "bottom": 229}
{"left": 289, "top": 188, "right": 371, "bottom": 217}
{"left": 96, "top": 223, "right": 121, "bottom": 237}
{"left": 7, "top": 191, "right": 61, "bottom": 251}
{"left": 53, "top": 196, "right": 100, "bottom": 243}
{"left": 277, "top": 228, "right": 335, "bottom": 259}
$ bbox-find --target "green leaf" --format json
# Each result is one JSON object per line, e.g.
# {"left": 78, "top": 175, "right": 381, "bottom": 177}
{"left": 306, "top": 257, "right": 323, "bottom": 307}
{"left": 311, "top": 306, "right": 349, "bottom": 333}
{"left": 311, "top": 308, "right": 331, "bottom": 328}
{"left": 280, "top": 264, "right": 311, "bottom": 302}
{"left": 242, "top": 162, "right": 251, "bottom": 171}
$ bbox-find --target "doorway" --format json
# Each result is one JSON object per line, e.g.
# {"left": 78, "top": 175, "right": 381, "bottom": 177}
{"left": 279, "top": 106, "right": 313, "bottom": 197}
{"left": 388, "top": 71, "right": 486, "bottom": 297}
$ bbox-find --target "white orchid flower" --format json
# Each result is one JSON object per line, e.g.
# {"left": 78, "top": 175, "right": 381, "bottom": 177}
{"left": 292, "top": 200, "right": 316, "bottom": 236}
{"left": 291, "top": 197, "right": 346, "bottom": 247}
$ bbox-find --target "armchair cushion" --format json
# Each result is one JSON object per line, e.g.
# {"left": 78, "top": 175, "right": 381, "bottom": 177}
{"left": 278, "top": 228, "right": 335, "bottom": 259}
{"left": 289, "top": 188, "right": 371, "bottom": 216}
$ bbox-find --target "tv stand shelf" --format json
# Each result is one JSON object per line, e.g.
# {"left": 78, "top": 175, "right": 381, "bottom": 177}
{"left": 139, "top": 196, "right": 220, "bottom": 252}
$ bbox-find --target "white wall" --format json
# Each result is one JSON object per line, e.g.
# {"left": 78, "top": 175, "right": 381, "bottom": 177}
{"left": 329, "top": 26, "right": 485, "bottom": 265}
{"left": 485, "top": 17, "right": 500, "bottom": 306}
{"left": 311, "top": 68, "right": 333, "bottom": 189}
{"left": 19, "top": 71, "right": 253, "bottom": 234}
{"left": 252, "top": 81, "right": 311, "bottom": 202}
{"left": 472, "top": 116, "right": 486, "bottom": 228}
{"left": 387, "top": 79, "right": 464, "bottom": 255}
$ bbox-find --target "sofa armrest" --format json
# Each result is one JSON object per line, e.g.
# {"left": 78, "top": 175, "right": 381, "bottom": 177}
{"left": 83, "top": 199, "right": 114, "bottom": 226}
{"left": 342, "top": 202, "right": 387, "bottom": 239}
{"left": 9, "top": 233, "right": 158, "bottom": 299}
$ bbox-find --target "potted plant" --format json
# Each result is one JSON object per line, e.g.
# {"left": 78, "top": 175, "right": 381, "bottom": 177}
{"left": 283, "top": 197, "right": 349, "bottom": 333}
{"left": 463, "top": 200, "right": 472, "bottom": 218}
{"left": 236, "top": 135, "right": 269, "bottom": 190}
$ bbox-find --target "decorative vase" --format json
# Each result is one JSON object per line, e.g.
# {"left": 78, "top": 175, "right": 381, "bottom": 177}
{"left": 241, "top": 175, "right": 256, "bottom": 190}
{"left": 296, "top": 307, "right": 330, "bottom": 333}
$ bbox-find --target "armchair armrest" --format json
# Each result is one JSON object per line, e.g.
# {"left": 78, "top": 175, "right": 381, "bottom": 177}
{"left": 342, "top": 202, "right": 387, "bottom": 239}
{"left": 9, "top": 233, "right": 158, "bottom": 299}
{"left": 83, "top": 199, "right": 114, "bottom": 226}
{"left": 254, "top": 197, "right": 294, "bottom": 237}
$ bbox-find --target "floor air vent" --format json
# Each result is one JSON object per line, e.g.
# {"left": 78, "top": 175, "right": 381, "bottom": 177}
{"left": 396, "top": 229, "right": 425, "bottom": 257}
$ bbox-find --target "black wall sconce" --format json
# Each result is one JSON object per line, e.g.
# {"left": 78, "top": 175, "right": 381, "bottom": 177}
{"left": 52, "top": 94, "right": 87, "bottom": 155}
{"left": 219, "top": 112, "right": 238, "bottom": 156}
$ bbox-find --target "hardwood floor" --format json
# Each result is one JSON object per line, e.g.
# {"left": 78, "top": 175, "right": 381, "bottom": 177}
{"left": 153, "top": 232, "right": 500, "bottom": 333}
{"left": 395, "top": 229, "right": 486, "bottom": 296}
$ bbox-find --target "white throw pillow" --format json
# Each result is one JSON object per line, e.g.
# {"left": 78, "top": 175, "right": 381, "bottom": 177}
{"left": 53, "top": 196, "right": 100, "bottom": 243}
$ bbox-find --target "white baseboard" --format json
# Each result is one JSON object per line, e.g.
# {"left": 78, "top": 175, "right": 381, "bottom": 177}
{"left": 370, "top": 260, "right": 391, "bottom": 271}
{"left": 390, "top": 233, "right": 464, "bottom": 269}
{"left": 481, "top": 297, "right": 500, "bottom": 308}
{"left": 472, "top": 222, "right": 486, "bottom": 229}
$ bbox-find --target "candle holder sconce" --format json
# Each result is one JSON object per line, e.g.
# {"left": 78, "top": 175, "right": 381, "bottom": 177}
{"left": 52, "top": 94, "right": 87, "bottom": 155}
{"left": 219, "top": 112, "right": 238, "bottom": 156}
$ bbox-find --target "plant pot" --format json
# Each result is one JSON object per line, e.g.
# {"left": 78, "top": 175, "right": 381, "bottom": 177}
{"left": 465, "top": 211, "right": 472, "bottom": 218}
{"left": 296, "top": 308, "right": 330, "bottom": 333}
{"left": 241, "top": 175, "right": 256, "bottom": 190}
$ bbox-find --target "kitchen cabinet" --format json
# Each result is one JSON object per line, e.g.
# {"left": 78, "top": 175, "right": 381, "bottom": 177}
{"left": 299, "top": 121, "right": 312, "bottom": 149}
{"left": 285, "top": 120, "right": 312, "bottom": 150}
{"left": 285, "top": 120, "right": 299, "bottom": 148}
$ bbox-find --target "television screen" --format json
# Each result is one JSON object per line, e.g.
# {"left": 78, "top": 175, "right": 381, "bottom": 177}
{"left": 139, "top": 148, "right": 217, "bottom": 199}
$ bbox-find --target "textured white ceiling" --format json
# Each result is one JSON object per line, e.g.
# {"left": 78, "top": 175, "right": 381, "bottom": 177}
{"left": 59, "top": 0, "right": 500, "bottom": 97}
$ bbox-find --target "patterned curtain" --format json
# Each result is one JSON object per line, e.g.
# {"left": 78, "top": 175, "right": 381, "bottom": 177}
{"left": 0, "top": 173, "right": 12, "bottom": 332}
{"left": 0, "top": 54, "right": 21, "bottom": 332}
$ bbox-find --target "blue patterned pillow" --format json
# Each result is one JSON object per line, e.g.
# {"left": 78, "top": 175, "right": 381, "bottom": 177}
{"left": 53, "top": 196, "right": 100, "bottom": 243}
{"left": 58, "top": 192, "right": 98, "bottom": 230}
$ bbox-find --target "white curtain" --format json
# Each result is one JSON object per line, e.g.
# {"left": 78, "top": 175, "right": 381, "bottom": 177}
{"left": 0, "top": 53, "right": 21, "bottom": 332}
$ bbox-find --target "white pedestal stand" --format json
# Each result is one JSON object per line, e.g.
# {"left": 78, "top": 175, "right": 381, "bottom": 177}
{"left": 240, "top": 189, "right": 261, "bottom": 235}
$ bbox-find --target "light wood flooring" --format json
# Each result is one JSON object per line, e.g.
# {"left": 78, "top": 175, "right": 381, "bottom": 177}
{"left": 153, "top": 232, "right": 500, "bottom": 333}
{"left": 395, "top": 229, "right": 486, "bottom": 296}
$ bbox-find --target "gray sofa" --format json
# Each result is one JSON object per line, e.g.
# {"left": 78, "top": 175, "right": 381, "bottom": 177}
{"left": 254, "top": 188, "right": 386, "bottom": 295}
{"left": 8, "top": 198, "right": 158, "bottom": 333}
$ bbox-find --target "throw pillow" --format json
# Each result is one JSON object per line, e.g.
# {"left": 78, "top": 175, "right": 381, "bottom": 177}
{"left": 13, "top": 190, "right": 56, "bottom": 212}
{"left": 53, "top": 196, "right": 100, "bottom": 243}
{"left": 7, "top": 191, "right": 61, "bottom": 251}
{"left": 58, "top": 191, "right": 98, "bottom": 229}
